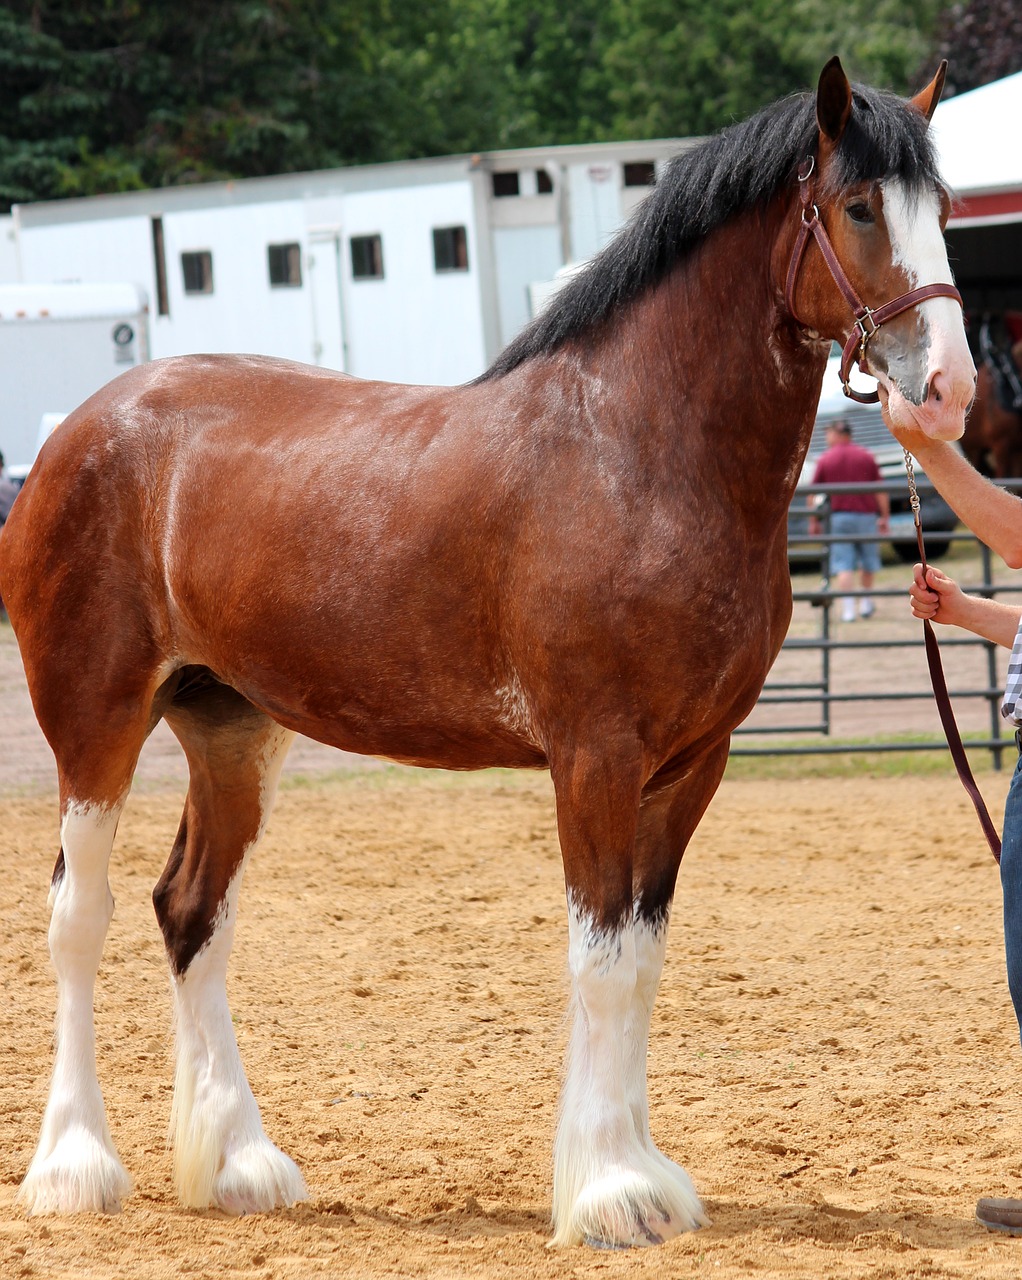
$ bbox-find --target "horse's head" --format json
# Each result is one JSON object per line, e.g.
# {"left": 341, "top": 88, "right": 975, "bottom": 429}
{"left": 785, "top": 57, "right": 975, "bottom": 442}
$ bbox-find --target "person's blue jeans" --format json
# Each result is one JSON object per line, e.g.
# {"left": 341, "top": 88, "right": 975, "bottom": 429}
{"left": 829, "top": 511, "right": 881, "bottom": 576}
{"left": 1001, "top": 752, "right": 1022, "bottom": 1038}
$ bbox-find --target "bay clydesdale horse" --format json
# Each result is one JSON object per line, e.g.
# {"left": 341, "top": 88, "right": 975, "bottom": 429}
{"left": 0, "top": 59, "right": 974, "bottom": 1246}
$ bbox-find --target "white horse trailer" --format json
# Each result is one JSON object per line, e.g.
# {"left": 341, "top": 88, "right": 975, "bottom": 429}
{"left": 0, "top": 282, "right": 149, "bottom": 474}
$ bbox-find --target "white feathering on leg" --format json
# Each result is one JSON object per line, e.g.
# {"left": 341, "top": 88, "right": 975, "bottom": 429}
{"left": 550, "top": 897, "right": 706, "bottom": 1248}
{"left": 168, "top": 726, "right": 306, "bottom": 1213}
{"left": 20, "top": 802, "right": 133, "bottom": 1215}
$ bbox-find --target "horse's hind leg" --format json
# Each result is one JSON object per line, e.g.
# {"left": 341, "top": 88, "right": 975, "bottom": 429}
{"left": 549, "top": 742, "right": 727, "bottom": 1249}
{"left": 155, "top": 679, "right": 304, "bottom": 1213}
{"left": 20, "top": 708, "right": 153, "bottom": 1214}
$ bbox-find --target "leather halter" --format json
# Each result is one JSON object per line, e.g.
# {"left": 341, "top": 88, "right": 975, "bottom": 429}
{"left": 784, "top": 157, "right": 964, "bottom": 404}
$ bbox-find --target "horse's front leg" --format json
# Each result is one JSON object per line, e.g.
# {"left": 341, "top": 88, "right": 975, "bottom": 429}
{"left": 548, "top": 743, "right": 724, "bottom": 1248}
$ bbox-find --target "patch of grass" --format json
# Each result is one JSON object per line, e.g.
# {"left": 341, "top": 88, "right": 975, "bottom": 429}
{"left": 279, "top": 734, "right": 1013, "bottom": 792}
{"left": 725, "top": 732, "right": 1011, "bottom": 781}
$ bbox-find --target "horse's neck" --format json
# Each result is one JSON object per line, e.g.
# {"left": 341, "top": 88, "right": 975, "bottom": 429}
{"left": 595, "top": 207, "right": 824, "bottom": 500}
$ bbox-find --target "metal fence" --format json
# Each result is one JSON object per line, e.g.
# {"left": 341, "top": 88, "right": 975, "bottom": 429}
{"left": 731, "top": 476, "right": 1022, "bottom": 769}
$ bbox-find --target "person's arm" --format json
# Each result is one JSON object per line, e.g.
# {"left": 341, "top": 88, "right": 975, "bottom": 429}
{"left": 910, "top": 563, "right": 1022, "bottom": 648}
{"left": 886, "top": 417, "right": 1022, "bottom": 567}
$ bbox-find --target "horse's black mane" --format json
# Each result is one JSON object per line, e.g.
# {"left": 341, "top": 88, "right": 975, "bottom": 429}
{"left": 479, "top": 81, "right": 942, "bottom": 381}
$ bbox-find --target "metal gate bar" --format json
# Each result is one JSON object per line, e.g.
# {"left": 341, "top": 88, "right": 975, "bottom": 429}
{"left": 732, "top": 477, "right": 1022, "bottom": 769}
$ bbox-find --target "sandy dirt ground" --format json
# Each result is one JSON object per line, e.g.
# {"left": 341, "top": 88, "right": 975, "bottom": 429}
{"left": 6, "top": 580, "right": 1022, "bottom": 1278}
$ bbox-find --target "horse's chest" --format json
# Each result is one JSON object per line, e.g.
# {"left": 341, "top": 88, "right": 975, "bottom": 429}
{"left": 647, "top": 556, "right": 791, "bottom": 717}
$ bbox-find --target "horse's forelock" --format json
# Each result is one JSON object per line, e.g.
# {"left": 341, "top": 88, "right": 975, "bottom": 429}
{"left": 829, "top": 85, "right": 941, "bottom": 193}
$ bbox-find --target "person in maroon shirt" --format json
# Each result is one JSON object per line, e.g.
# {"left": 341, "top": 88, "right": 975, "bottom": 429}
{"left": 811, "top": 421, "right": 890, "bottom": 622}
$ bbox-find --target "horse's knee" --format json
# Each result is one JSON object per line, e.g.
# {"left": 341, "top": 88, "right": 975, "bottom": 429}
{"left": 49, "top": 883, "right": 114, "bottom": 977}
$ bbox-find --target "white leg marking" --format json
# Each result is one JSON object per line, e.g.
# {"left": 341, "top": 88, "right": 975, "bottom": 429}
{"left": 170, "top": 726, "right": 306, "bottom": 1213}
{"left": 20, "top": 802, "right": 133, "bottom": 1214}
{"left": 550, "top": 899, "right": 707, "bottom": 1248}
{"left": 625, "top": 917, "right": 667, "bottom": 1149}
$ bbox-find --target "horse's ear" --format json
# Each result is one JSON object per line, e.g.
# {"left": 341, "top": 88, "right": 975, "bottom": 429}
{"left": 911, "top": 60, "right": 948, "bottom": 123}
{"left": 816, "top": 56, "right": 852, "bottom": 142}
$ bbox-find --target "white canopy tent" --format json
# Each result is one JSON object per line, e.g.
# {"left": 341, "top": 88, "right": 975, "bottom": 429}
{"left": 931, "top": 71, "right": 1022, "bottom": 225}
{"left": 910, "top": 70, "right": 1022, "bottom": 319}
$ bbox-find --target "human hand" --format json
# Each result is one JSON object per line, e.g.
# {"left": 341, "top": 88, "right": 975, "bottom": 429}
{"left": 878, "top": 387, "right": 934, "bottom": 459}
{"left": 908, "top": 563, "right": 964, "bottom": 625}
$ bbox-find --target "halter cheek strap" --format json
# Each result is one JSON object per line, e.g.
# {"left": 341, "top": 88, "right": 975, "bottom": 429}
{"left": 784, "top": 157, "right": 964, "bottom": 404}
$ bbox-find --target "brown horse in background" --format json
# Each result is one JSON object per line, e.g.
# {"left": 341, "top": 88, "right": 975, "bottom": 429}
{"left": 0, "top": 60, "right": 975, "bottom": 1247}
{"left": 961, "top": 332, "right": 1022, "bottom": 481}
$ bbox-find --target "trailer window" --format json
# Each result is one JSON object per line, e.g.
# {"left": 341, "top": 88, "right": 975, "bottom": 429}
{"left": 624, "top": 161, "right": 656, "bottom": 188}
{"left": 350, "top": 234, "right": 384, "bottom": 280}
{"left": 492, "top": 172, "right": 520, "bottom": 197}
{"left": 268, "top": 242, "right": 302, "bottom": 287}
{"left": 181, "top": 251, "right": 214, "bottom": 295}
{"left": 433, "top": 226, "right": 469, "bottom": 273}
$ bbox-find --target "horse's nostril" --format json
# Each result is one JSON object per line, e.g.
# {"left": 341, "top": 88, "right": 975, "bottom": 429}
{"left": 927, "top": 371, "right": 949, "bottom": 405}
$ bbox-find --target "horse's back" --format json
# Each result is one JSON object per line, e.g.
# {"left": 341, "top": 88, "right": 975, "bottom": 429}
{"left": 0, "top": 355, "right": 411, "bottom": 654}
{"left": 0, "top": 352, "right": 447, "bottom": 584}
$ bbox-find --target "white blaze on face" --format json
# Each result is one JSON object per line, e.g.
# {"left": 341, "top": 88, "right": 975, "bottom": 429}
{"left": 878, "top": 179, "right": 975, "bottom": 435}
{"left": 883, "top": 180, "right": 954, "bottom": 287}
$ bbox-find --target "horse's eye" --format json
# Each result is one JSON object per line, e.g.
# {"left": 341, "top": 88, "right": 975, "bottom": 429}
{"left": 846, "top": 202, "right": 874, "bottom": 225}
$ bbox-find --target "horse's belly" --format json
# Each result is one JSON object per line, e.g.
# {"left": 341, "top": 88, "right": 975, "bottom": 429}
{"left": 298, "top": 717, "right": 546, "bottom": 772}
{"left": 228, "top": 667, "right": 548, "bottom": 772}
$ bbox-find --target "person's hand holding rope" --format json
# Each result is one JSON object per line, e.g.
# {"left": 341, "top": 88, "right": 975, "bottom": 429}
{"left": 908, "top": 563, "right": 968, "bottom": 625}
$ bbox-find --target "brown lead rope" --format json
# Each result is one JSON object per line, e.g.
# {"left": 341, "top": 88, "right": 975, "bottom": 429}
{"left": 904, "top": 449, "right": 1003, "bottom": 862}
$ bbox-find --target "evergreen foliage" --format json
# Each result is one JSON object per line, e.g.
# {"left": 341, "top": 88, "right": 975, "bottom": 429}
{"left": 0, "top": 0, "right": 1016, "bottom": 212}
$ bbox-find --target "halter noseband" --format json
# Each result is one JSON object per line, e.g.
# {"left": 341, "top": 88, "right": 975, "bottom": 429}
{"left": 784, "top": 157, "right": 964, "bottom": 404}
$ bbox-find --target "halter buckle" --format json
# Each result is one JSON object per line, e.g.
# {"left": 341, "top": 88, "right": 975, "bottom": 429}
{"left": 855, "top": 308, "right": 879, "bottom": 341}
{"left": 854, "top": 308, "right": 880, "bottom": 364}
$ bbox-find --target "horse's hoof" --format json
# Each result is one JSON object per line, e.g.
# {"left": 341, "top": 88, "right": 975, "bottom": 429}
{"left": 583, "top": 1235, "right": 634, "bottom": 1250}
{"left": 212, "top": 1140, "right": 308, "bottom": 1215}
{"left": 19, "top": 1130, "right": 132, "bottom": 1215}
{"left": 554, "top": 1168, "right": 708, "bottom": 1249}
{"left": 581, "top": 1203, "right": 671, "bottom": 1249}
{"left": 977, "top": 1197, "right": 1022, "bottom": 1236}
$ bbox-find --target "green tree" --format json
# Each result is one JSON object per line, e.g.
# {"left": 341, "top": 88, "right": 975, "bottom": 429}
{"left": 930, "top": 0, "right": 1022, "bottom": 96}
{"left": 0, "top": 0, "right": 970, "bottom": 212}
{"left": 0, "top": 1, "right": 382, "bottom": 209}
{"left": 0, "top": 6, "right": 80, "bottom": 207}
{"left": 601, "top": 0, "right": 945, "bottom": 140}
